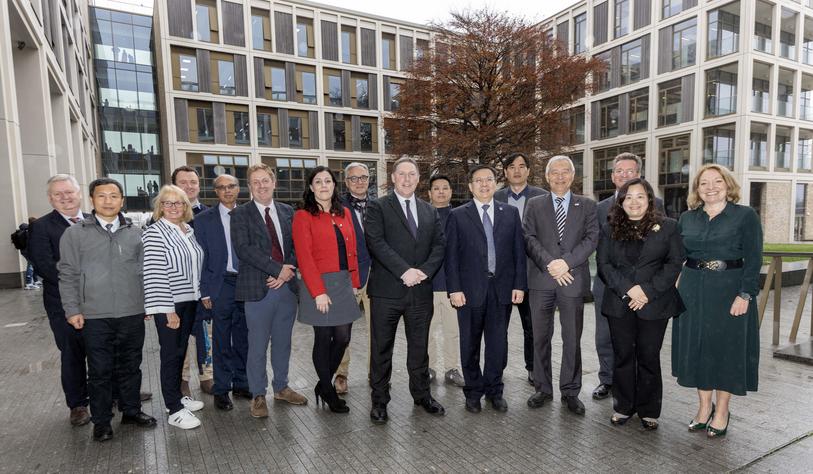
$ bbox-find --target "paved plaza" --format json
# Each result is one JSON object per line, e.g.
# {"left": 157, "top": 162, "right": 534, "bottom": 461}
{"left": 0, "top": 285, "right": 811, "bottom": 473}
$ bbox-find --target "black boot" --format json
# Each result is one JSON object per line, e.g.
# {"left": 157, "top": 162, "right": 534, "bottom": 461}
{"left": 314, "top": 381, "right": 349, "bottom": 413}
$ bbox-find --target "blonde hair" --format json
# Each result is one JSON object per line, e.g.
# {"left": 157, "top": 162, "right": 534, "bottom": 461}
{"left": 152, "top": 185, "right": 194, "bottom": 223}
{"left": 687, "top": 164, "right": 741, "bottom": 209}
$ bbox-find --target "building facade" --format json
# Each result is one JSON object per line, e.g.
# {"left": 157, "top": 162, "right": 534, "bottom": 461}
{"left": 541, "top": 0, "right": 813, "bottom": 242}
{"left": 0, "top": 0, "right": 98, "bottom": 286}
{"left": 153, "top": 0, "right": 430, "bottom": 206}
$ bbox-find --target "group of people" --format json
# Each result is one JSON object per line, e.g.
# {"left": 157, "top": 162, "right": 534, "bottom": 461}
{"left": 29, "top": 151, "right": 761, "bottom": 443}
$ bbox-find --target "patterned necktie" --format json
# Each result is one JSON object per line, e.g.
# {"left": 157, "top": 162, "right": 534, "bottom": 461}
{"left": 264, "top": 207, "right": 284, "bottom": 263}
{"left": 555, "top": 196, "right": 566, "bottom": 241}
{"left": 349, "top": 195, "right": 367, "bottom": 222}
{"left": 105, "top": 223, "right": 113, "bottom": 233}
{"left": 405, "top": 199, "right": 418, "bottom": 239}
{"left": 69, "top": 217, "right": 81, "bottom": 224}
{"left": 482, "top": 204, "right": 496, "bottom": 274}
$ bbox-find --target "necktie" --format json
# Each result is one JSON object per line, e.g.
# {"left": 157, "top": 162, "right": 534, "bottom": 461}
{"left": 555, "top": 196, "right": 566, "bottom": 241}
{"left": 105, "top": 223, "right": 113, "bottom": 233}
{"left": 405, "top": 199, "right": 418, "bottom": 239}
{"left": 349, "top": 195, "right": 367, "bottom": 222}
{"left": 230, "top": 242, "right": 239, "bottom": 271}
{"left": 264, "top": 207, "right": 284, "bottom": 263}
{"left": 482, "top": 204, "right": 496, "bottom": 274}
{"left": 69, "top": 217, "right": 81, "bottom": 224}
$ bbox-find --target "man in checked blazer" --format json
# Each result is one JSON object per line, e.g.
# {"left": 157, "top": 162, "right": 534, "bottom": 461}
{"left": 230, "top": 164, "right": 306, "bottom": 418}
{"left": 524, "top": 156, "right": 599, "bottom": 416}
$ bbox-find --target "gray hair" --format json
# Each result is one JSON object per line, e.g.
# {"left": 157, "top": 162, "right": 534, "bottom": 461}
{"left": 47, "top": 174, "right": 80, "bottom": 193}
{"left": 213, "top": 173, "right": 238, "bottom": 186}
{"left": 613, "top": 152, "right": 642, "bottom": 171}
{"left": 344, "top": 162, "right": 369, "bottom": 175}
{"left": 545, "top": 155, "right": 575, "bottom": 175}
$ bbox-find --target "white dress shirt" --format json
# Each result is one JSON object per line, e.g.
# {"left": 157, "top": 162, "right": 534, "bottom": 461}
{"left": 219, "top": 203, "right": 237, "bottom": 272}
{"left": 254, "top": 200, "right": 284, "bottom": 255}
{"left": 395, "top": 193, "right": 419, "bottom": 229}
{"left": 95, "top": 215, "right": 120, "bottom": 233}
{"left": 474, "top": 198, "right": 495, "bottom": 224}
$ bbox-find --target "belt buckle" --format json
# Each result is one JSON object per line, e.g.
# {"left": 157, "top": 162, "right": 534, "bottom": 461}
{"left": 702, "top": 260, "right": 724, "bottom": 271}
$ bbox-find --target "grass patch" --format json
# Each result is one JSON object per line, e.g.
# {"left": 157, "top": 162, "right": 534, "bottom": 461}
{"left": 763, "top": 243, "right": 813, "bottom": 264}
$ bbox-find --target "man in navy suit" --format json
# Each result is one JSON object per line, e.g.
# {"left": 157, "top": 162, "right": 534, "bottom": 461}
{"left": 445, "top": 165, "right": 526, "bottom": 413}
{"left": 195, "top": 174, "right": 250, "bottom": 411}
{"left": 335, "top": 162, "right": 373, "bottom": 394}
{"left": 28, "top": 174, "right": 91, "bottom": 426}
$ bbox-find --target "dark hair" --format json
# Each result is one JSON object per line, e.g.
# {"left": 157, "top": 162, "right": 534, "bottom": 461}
{"left": 502, "top": 152, "right": 529, "bottom": 169}
{"left": 301, "top": 166, "right": 344, "bottom": 216}
{"left": 89, "top": 177, "right": 123, "bottom": 196}
{"left": 171, "top": 165, "right": 198, "bottom": 185}
{"left": 608, "top": 178, "right": 663, "bottom": 241}
{"left": 467, "top": 164, "right": 498, "bottom": 182}
{"left": 429, "top": 174, "right": 451, "bottom": 188}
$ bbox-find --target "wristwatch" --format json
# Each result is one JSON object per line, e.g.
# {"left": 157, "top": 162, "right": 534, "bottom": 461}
{"left": 621, "top": 294, "right": 631, "bottom": 302}
{"left": 738, "top": 292, "right": 752, "bottom": 301}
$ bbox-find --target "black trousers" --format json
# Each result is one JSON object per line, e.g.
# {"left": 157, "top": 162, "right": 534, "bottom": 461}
{"left": 458, "top": 279, "right": 511, "bottom": 400}
{"left": 47, "top": 312, "right": 88, "bottom": 409}
{"left": 312, "top": 324, "right": 352, "bottom": 386}
{"left": 514, "top": 298, "right": 534, "bottom": 371}
{"left": 212, "top": 276, "right": 249, "bottom": 395}
{"left": 153, "top": 301, "right": 197, "bottom": 413}
{"left": 370, "top": 290, "right": 433, "bottom": 405}
{"left": 607, "top": 314, "right": 669, "bottom": 418}
{"left": 83, "top": 314, "right": 145, "bottom": 425}
{"left": 530, "top": 289, "right": 584, "bottom": 396}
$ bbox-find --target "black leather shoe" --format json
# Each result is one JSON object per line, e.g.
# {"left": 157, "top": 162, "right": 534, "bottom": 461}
{"left": 592, "top": 383, "right": 612, "bottom": 400}
{"left": 414, "top": 396, "right": 446, "bottom": 416}
{"left": 121, "top": 411, "right": 157, "bottom": 427}
{"left": 465, "top": 399, "right": 482, "bottom": 413}
{"left": 562, "top": 395, "right": 586, "bottom": 415}
{"left": 214, "top": 393, "right": 234, "bottom": 411}
{"left": 370, "top": 404, "right": 388, "bottom": 424}
{"left": 526, "top": 391, "right": 553, "bottom": 409}
{"left": 232, "top": 388, "right": 252, "bottom": 400}
{"left": 93, "top": 424, "right": 114, "bottom": 442}
{"left": 488, "top": 397, "right": 508, "bottom": 412}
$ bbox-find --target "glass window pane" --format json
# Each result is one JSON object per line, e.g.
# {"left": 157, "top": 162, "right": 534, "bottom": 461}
{"left": 272, "top": 67, "right": 286, "bottom": 100}
{"left": 289, "top": 117, "right": 302, "bottom": 147}
{"left": 302, "top": 72, "right": 316, "bottom": 104}
{"left": 218, "top": 60, "right": 235, "bottom": 95}
{"left": 252, "top": 15, "right": 264, "bottom": 50}
{"left": 329, "top": 75, "right": 342, "bottom": 105}
{"left": 196, "top": 5, "right": 211, "bottom": 42}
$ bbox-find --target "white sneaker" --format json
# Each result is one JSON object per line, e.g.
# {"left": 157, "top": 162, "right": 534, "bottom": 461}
{"left": 167, "top": 408, "right": 201, "bottom": 429}
{"left": 181, "top": 396, "right": 204, "bottom": 412}
{"left": 24, "top": 284, "right": 35, "bottom": 290}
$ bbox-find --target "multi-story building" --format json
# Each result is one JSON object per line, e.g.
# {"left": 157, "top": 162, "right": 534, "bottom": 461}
{"left": 0, "top": 0, "right": 98, "bottom": 286}
{"left": 541, "top": 0, "right": 813, "bottom": 242}
{"left": 152, "top": 0, "right": 430, "bottom": 206}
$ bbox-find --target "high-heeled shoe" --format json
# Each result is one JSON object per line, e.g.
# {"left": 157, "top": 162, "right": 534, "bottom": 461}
{"left": 314, "top": 383, "right": 349, "bottom": 413}
{"left": 707, "top": 411, "right": 730, "bottom": 438}
{"left": 688, "top": 403, "right": 715, "bottom": 432}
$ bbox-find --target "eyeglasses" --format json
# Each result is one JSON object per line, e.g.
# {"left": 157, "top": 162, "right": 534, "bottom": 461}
{"left": 215, "top": 184, "right": 238, "bottom": 191}
{"left": 161, "top": 201, "right": 185, "bottom": 208}
{"left": 613, "top": 168, "right": 638, "bottom": 176}
{"left": 472, "top": 177, "right": 496, "bottom": 185}
{"left": 346, "top": 175, "right": 370, "bottom": 183}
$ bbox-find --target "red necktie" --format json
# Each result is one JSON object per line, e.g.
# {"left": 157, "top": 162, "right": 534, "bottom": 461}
{"left": 264, "top": 207, "right": 284, "bottom": 263}
{"left": 69, "top": 217, "right": 81, "bottom": 224}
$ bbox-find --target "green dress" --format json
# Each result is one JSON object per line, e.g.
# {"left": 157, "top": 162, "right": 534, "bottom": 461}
{"left": 672, "top": 202, "right": 762, "bottom": 395}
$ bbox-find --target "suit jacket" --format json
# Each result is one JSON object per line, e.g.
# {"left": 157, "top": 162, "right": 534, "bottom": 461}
{"left": 365, "top": 193, "right": 445, "bottom": 301}
{"left": 445, "top": 200, "right": 527, "bottom": 307}
{"left": 341, "top": 195, "right": 371, "bottom": 287}
{"left": 524, "top": 193, "right": 599, "bottom": 297}
{"left": 194, "top": 206, "right": 233, "bottom": 301}
{"left": 596, "top": 218, "right": 685, "bottom": 320}
{"left": 230, "top": 200, "right": 297, "bottom": 302}
{"left": 28, "top": 210, "right": 91, "bottom": 316}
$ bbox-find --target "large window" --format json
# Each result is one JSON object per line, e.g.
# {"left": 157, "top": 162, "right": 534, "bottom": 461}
{"left": 615, "top": 0, "right": 629, "bottom": 38}
{"left": 752, "top": 62, "right": 771, "bottom": 114}
{"left": 257, "top": 107, "right": 279, "bottom": 147}
{"left": 333, "top": 118, "right": 347, "bottom": 150}
{"left": 564, "top": 106, "right": 585, "bottom": 145}
{"left": 703, "top": 124, "right": 736, "bottom": 169}
{"left": 389, "top": 82, "right": 401, "bottom": 111}
{"left": 778, "top": 68, "right": 795, "bottom": 118}
{"left": 775, "top": 126, "right": 792, "bottom": 171}
{"left": 629, "top": 88, "right": 648, "bottom": 133}
{"left": 802, "top": 74, "right": 813, "bottom": 121}
{"left": 620, "top": 39, "right": 642, "bottom": 86}
{"left": 780, "top": 8, "right": 798, "bottom": 59}
{"left": 574, "top": 13, "right": 587, "bottom": 54}
{"left": 658, "top": 134, "right": 691, "bottom": 219}
{"left": 593, "top": 142, "right": 646, "bottom": 199}
{"left": 296, "top": 19, "right": 315, "bottom": 58}
{"left": 382, "top": 33, "right": 396, "bottom": 70}
{"left": 599, "top": 97, "right": 620, "bottom": 139}
{"left": 753, "top": 1, "right": 773, "bottom": 53}
{"left": 672, "top": 18, "right": 697, "bottom": 70}
{"left": 195, "top": 0, "right": 218, "bottom": 43}
{"left": 705, "top": 64, "right": 738, "bottom": 117}
{"left": 355, "top": 77, "right": 369, "bottom": 109}
{"left": 172, "top": 50, "right": 198, "bottom": 92}
{"left": 271, "top": 66, "right": 286, "bottom": 101}
{"left": 799, "top": 129, "right": 813, "bottom": 172}
{"left": 658, "top": 78, "right": 682, "bottom": 127}
{"left": 662, "top": 0, "right": 683, "bottom": 20}
{"left": 804, "top": 17, "right": 813, "bottom": 64}
{"left": 217, "top": 59, "right": 235, "bottom": 96}
{"left": 288, "top": 117, "right": 303, "bottom": 148}
{"left": 324, "top": 70, "right": 342, "bottom": 106}
{"left": 301, "top": 71, "right": 316, "bottom": 105}
{"left": 227, "top": 105, "right": 249, "bottom": 145}
{"left": 189, "top": 101, "right": 214, "bottom": 143}
{"left": 594, "top": 50, "right": 612, "bottom": 92}
{"left": 749, "top": 122, "right": 769, "bottom": 169}
{"left": 707, "top": 3, "right": 740, "bottom": 59}
{"left": 251, "top": 10, "right": 270, "bottom": 51}
{"left": 341, "top": 26, "right": 356, "bottom": 64}
{"left": 360, "top": 122, "right": 373, "bottom": 152}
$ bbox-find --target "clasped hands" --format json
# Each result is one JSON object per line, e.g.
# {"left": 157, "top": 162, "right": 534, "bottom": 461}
{"left": 547, "top": 259, "right": 573, "bottom": 286}
{"left": 626, "top": 285, "right": 648, "bottom": 311}
{"left": 449, "top": 289, "right": 524, "bottom": 308}
{"left": 267, "top": 264, "right": 296, "bottom": 289}
{"left": 400, "top": 268, "right": 428, "bottom": 287}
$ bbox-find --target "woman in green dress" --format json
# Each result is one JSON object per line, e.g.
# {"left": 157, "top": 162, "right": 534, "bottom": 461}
{"left": 673, "top": 164, "right": 762, "bottom": 439}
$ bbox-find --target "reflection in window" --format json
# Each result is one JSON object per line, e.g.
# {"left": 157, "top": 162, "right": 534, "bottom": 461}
{"left": 389, "top": 83, "right": 401, "bottom": 110}
{"left": 196, "top": 5, "right": 211, "bottom": 42}
{"left": 754, "top": 0, "right": 773, "bottom": 53}
{"left": 197, "top": 107, "right": 214, "bottom": 142}
{"left": 802, "top": 75, "right": 813, "bottom": 121}
{"left": 271, "top": 67, "right": 286, "bottom": 100}
{"left": 752, "top": 62, "right": 771, "bottom": 114}
{"left": 749, "top": 122, "right": 769, "bottom": 169}
{"left": 705, "top": 64, "right": 737, "bottom": 117}
{"left": 574, "top": 14, "right": 587, "bottom": 54}
{"left": 620, "top": 39, "right": 642, "bottom": 86}
{"left": 333, "top": 119, "right": 346, "bottom": 150}
{"left": 778, "top": 69, "right": 795, "bottom": 118}
{"left": 662, "top": 0, "right": 683, "bottom": 19}
{"left": 658, "top": 79, "right": 682, "bottom": 127}
{"left": 302, "top": 72, "right": 317, "bottom": 104}
{"left": 780, "top": 8, "right": 797, "bottom": 59}
{"left": 289, "top": 117, "right": 303, "bottom": 148}
{"left": 703, "top": 124, "right": 736, "bottom": 169}
{"left": 614, "top": 0, "right": 629, "bottom": 38}
{"left": 629, "top": 89, "right": 648, "bottom": 133}
{"left": 707, "top": 5, "right": 740, "bottom": 59}
{"left": 341, "top": 30, "right": 352, "bottom": 64}
{"left": 599, "top": 96, "right": 620, "bottom": 139}
{"left": 251, "top": 15, "right": 264, "bottom": 50}
{"left": 594, "top": 51, "right": 612, "bottom": 92}
{"left": 672, "top": 18, "right": 696, "bottom": 70}
{"left": 360, "top": 122, "right": 373, "bottom": 152}
{"left": 218, "top": 60, "right": 235, "bottom": 96}
{"left": 775, "top": 126, "right": 792, "bottom": 170}
{"left": 328, "top": 75, "right": 342, "bottom": 106}
{"left": 799, "top": 130, "right": 813, "bottom": 172}
{"left": 233, "top": 111, "right": 250, "bottom": 145}
{"left": 356, "top": 78, "right": 369, "bottom": 108}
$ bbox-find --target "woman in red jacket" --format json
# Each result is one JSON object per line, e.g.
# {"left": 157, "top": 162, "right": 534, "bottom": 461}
{"left": 293, "top": 166, "right": 361, "bottom": 413}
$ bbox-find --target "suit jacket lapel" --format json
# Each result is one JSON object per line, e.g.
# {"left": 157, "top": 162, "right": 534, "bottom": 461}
{"left": 248, "top": 202, "right": 270, "bottom": 247}
{"left": 464, "top": 201, "right": 486, "bottom": 241}
{"left": 564, "top": 196, "right": 582, "bottom": 245}
{"left": 388, "top": 193, "right": 413, "bottom": 238}
{"left": 635, "top": 225, "right": 658, "bottom": 266}
{"left": 273, "top": 201, "right": 291, "bottom": 258}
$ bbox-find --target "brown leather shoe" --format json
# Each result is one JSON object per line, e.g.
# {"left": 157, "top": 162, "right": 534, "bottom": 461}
{"left": 70, "top": 406, "right": 90, "bottom": 426}
{"left": 180, "top": 380, "right": 191, "bottom": 398}
{"left": 199, "top": 379, "right": 214, "bottom": 395}
{"left": 250, "top": 395, "right": 268, "bottom": 418}
{"left": 273, "top": 387, "right": 308, "bottom": 405}
{"left": 334, "top": 375, "right": 348, "bottom": 394}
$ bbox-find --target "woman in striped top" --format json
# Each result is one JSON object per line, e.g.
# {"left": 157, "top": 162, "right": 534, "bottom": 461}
{"left": 143, "top": 185, "right": 205, "bottom": 430}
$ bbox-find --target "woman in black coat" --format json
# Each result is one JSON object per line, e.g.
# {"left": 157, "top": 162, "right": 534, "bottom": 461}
{"left": 597, "top": 178, "right": 685, "bottom": 430}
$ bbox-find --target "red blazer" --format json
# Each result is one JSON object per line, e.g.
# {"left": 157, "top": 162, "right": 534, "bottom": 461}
{"left": 293, "top": 207, "right": 361, "bottom": 297}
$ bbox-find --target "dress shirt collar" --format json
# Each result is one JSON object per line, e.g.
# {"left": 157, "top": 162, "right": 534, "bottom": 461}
{"left": 59, "top": 210, "right": 84, "bottom": 224}
{"left": 95, "top": 214, "right": 120, "bottom": 233}
{"left": 508, "top": 185, "right": 529, "bottom": 201}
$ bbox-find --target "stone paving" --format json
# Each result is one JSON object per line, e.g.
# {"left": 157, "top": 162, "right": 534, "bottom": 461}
{"left": 0, "top": 285, "right": 811, "bottom": 473}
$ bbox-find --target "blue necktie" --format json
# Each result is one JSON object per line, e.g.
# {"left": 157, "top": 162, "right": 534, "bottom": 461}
{"left": 555, "top": 197, "right": 566, "bottom": 241}
{"left": 482, "top": 204, "right": 496, "bottom": 274}
{"left": 405, "top": 199, "right": 418, "bottom": 238}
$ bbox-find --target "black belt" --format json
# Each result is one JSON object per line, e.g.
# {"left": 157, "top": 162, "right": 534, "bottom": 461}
{"left": 224, "top": 272, "right": 238, "bottom": 278}
{"left": 487, "top": 271, "right": 495, "bottom": 278}
{"left": 685, "top": 258, "right": 743, "bottom": 271}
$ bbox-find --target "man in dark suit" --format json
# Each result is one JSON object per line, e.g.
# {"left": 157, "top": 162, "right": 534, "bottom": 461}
{"left": 445, "top": 165, "right": 527, "bottom": 413}
{"left": 366, "top": 157, "right": 446, "bottom": 424}
{"left": 29, "top": 174, "right": 91, "bottom": 426}
{"left": 494, "top": 152, "right": 548, "bottom": 385}
{"left": 195, "top": 174, "right": 251, "bottom": 412}
{"left": 591, "top": 153, "right": 665, "bottom": 401}
{"left": 335, "top": 162, "right": 373, "bottom": 394}
{"left": 524, "top": 156, "right": 599, "bottom": 415}
{"left": 231, "top": 164, "right": 306, "bottom": 419}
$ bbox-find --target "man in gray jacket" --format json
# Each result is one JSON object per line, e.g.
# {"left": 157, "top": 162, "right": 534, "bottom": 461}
{"left": 58, "top": 178, "right": 156, "bottom": 442}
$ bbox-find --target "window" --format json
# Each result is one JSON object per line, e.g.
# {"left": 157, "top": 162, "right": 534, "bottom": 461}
{"left": 780, "top": 8, "right": 798, "bottom": 59}
{"left": 658, "top": 134, "right": 691, "bottom": 218}
{"left": 749, "top": 122, "right": 769, "bottom": 169}
{"left": 195, "top": 0, "right": 218, "bottom": 43}
{"left": 594, "top": 51, "right": 612, "bottom": 92}
{"left": 389, "top": 82, "right": 401, "bottom": 110}
{"left": 778, "top": 68, "right": 795, "bottom": 118}
{"left": 802, "top": 74, "right": 813, "bottom": 121}
{"left": 355, "top": 77, "right": 369, "bottom": 109}
{"left": 593, "top": 142, "right": 646, "bottom": 199}
{"left": 257, "top": 108, "right": 279, "bottom": 147}
{"left": 266, "top": 157, "right": 318, "bottom": 204}
{"left": 382, "top": 33, "right": 396, "bottom": 70}
{"left": 574, "top": 13, "right": 587, "bottom": 53}
{"left": 614, "top": 0, "right": 629, "bottom": 38}
{"left": 564, "top": 106, "right": 585, "bottom": 144}
{"left": 599, "top": 97, "right": 620, "bottom": 139}
{"left": 799, "top": 129, "right": 813, "bottom": 172}
{"left": 360, "top": 122, "right": 373, "bottom": 152}
{"left": 296, "top": 19, "right": 314, "bottom": 58}
{"left": 341, "top": 26, "right": 356, "bottom": 64}
{"left": 325, "top": 71, "right": 342, "bottom": 106}
{"left": 333, "top": 118, "right": 347, "bottom": 150}
{"left": 753, "top": 1, "right": 773, "bottom": 53}
{"left": 189, "top": 101, "right": 214, "bottom": 143}
{"left": 620, "top": 39, "right": 642, "bottom": 85}
{"left": 703, "top": 124, "right": 736, "bottom": 169}
{"left": 416, "top": 39, "right": 429, "bottom": 60}
{"left": 218, "top": 59, "right": 235, "bottom": 96}
{"left": 251, "top": 10, "right": 271, "bottom": 51}
{"left": 707, "top": 3, "right": 740, "bottom": 59}
{"left": 705, "top": 64, "right": 738, "bottom": 117}
{"left": 672, "top": 18, "right": 697, "bottom": 70}
{"left": 288, "top": 117, "right": 302, "bottom": 148}
{"left": 629, "top": 88, "right": 648, "bottom": 133}
{"left": 271, "top": 66, "right": 286, "bottom": 101}
{"left": 301, "top": 71, "right": 316, "bottom": 105}
{"left": 752, "top": 62, "right": 771, "bottom": 114}
{"left": 662, "top": 0, "right": 683, "bottom": 19}
{"left": 804, "top": 17, "right": 813, "bottom": 64}
{"left": 173, "top": 50, "right": 198, "bottom": 91}
{"left": 775, "top": 126, "right": 792, "bottom": 170}
{"left": 658, "top": 79, "right": 683, "bottom": 127}
{"left": 227, "top": 105, "right": 250, "bottom": 145}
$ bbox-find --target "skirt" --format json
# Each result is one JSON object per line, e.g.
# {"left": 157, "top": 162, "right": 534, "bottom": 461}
{"left": 297, "top": 271, "right": 361, "bottom": 327}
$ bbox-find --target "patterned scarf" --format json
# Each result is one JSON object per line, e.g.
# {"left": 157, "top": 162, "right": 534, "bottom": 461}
{"left": 348, "top": 194, "right": 368, "bottom": 221}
